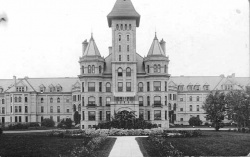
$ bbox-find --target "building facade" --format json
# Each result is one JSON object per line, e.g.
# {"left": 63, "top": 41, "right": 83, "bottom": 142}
{"left": 0, "top": 0, "right": 249, "bottom": 128}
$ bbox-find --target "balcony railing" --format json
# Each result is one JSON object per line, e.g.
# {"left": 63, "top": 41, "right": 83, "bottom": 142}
{"left": 152, "top": 103, "right": 163, "bottom": 108}
{"left": 87, "top": 104, "right": 96, "bottom": 108}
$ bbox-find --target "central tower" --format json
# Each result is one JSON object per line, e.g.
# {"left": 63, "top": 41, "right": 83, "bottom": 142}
{"left": 107, "top": 0, "right": 141, "bottom": 115}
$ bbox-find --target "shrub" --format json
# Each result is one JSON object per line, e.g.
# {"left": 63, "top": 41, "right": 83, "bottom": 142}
{"left": 189, "top": 117, "right": 202, "bottom": 126}
{"left": 57, "top": 118, "right": 72, "bottom": 129}
{"left": 8, "top": 123, "right": 29, "bottom": 130}
{"left": 29, "top": 122, "right": 40, "bottom": 127}
{"left": 41, "top": 118, "right": 55, "bottom": 127}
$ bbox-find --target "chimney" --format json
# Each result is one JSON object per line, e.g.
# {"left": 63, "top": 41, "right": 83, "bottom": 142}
{"left": 108, "top": 46, "right": 112, "bottom": 55}
{"left": 232, "top": 73, "right": 235, "bottom": 78}
{"left": 160, "top": 39, "right": 166, "bottom": 55}
{"left": 82, "top": 39, "right": 88, "bottom": 55}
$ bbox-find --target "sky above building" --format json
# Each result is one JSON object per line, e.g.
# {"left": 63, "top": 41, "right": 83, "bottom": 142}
{"left": 0, "top": 0, "right": 249, "bottom": 79}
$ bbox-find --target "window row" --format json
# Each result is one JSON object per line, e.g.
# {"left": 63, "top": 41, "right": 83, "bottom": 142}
{"left": 82, "top": 82, "right": 111, "bottom": 92}
{"left": 116, "top": 24, "right": 132, "bottom": 31}
{"left": 40, "top": 116, "right": 62, "bottom": 123}
{"left": 11, "top": 96, "right": 28, "bottom": 103}
{"left": 40, "top": 106, "right": 68, "bottom": 113}
{"left": 179, "top": 96, "right": 201, "bottom": 102}
{"left": 10, "top": 106, "right": 28, "bottom": 113}
{"left": 139, "top": 96, "right": 168, "bottom": 106}
{"left": 118, "top": 45, "right": 130, "bottom": 52}
{"left": 10, "top": 116, "right": 29, "bottom": 123}
{"left": 82, "top": 65, "right": 102, "bottom": 74}
{"left": 138, "top": 81, "right": 168, "bottom": 92}
{"left": 82, "top": 111, "right": 110, "bottom": 121}
{"left": 118, "top": 34, "right": 130, "bottom": 42}
{"left": 78, "top": 96, "right": 112, "bottom": 107}
{"left": 0, "top": 107, "right": 5, "bottom": 114}
{"left": 179, "top": 105, "right": 200, "bottom": 112}
{"left": 40, "top": 97, "right": 63, "bottom": 103}
{"left": 0, "top": 99, "right": 4, "bottom": 104}
{"left": 117, "top": 67, "right": 131, "bottom": 77}
{"left": 146, "top": 65, "right": 167, "bottom": 73}
{"left": 178, "top": 85, "right": 210, "bottom": 91}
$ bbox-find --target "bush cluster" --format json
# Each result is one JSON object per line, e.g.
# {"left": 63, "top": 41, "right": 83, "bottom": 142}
{"left": 57, "top": 118, "right": 72, "bottom": 129}
{"left": 7, "top": 122, "right": 40, "bottom": 130}
{"left": 41, "top": 118, "right": 55, "bottom": 127}
{"left": 189, "top": 117, "right": 202, "bottom": 126}
{"left": 148, "top": 135, "right": 183, "bottom": 156}
{"left": 229, "top": 127, "right": 250, "bottom": 133}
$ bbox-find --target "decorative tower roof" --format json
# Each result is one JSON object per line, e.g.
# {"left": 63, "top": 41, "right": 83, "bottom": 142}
{"left": 82, "top": 34, "right": 101, "bottom": 57}
{"left": 147, "top": 33, "right": 165, "bottom": 56}
{"left": 107, "top": 0, "right": 140, "bottom": 27}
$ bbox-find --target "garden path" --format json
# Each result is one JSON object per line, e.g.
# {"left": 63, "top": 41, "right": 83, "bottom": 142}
{"left": 108, "top": 136, "right": 143, "bottom": 157}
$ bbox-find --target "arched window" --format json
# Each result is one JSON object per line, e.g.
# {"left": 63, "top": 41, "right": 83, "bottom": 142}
{"left": 99, "top": 66, "right": 102, "bottom": 74}
{"left": 118, "top": 68, "right": 123, "bottom": 77}
{"left": 138, "top": 82, "right": 143, "bottom": 92}
{"left": 168, "top": 103, "right": 172, "bottom": 111}
{"left": 197, "top": 96, "right": 200, "bottom": 101}
{"left": 189, "top": 96, "right": 192, "bottom": 101}
{"left": 41, "top": 98, "right": 44, "bottom": 103}
{"left": 190, "top": 105, "right": 193, "bottom": 111}
{"left": 82, "top": 66, "right": 84, "bottom": 74}
{"left": 92, "top": 65, "right": 95, "bottom": 73}
{"left": 50, "top": 97, "right": 53, "bottom": 103}
{"left": 127, "top": 35, "right": 129, "bottom": 41}
{"left": 121, "top": 24, "right": 123, "bottom": 30}
{"left": 88, "top": 96, "right": 95, "bottom": 104}
{"left": 154, "top": 64, "right": 157, "bottom": 73}
{"left": 18, "top": 96, "right": 22, "bottom": 102}
{"left": 154, "top": 96, "right": 161, "bottom": 105}
{"left": 158, "top": 64, "right": 161, "bottom": 73}
{"left": 119, "top": 35, "right": 121, "bottom": 41}
{"left": 78, "top": 104, "right": 81, "bottom": 111}
{"left": 125, "top": 24, "right": 127, "bottom": 30}
{"left": 129, "top": 24, "right": 132, "bottom": 30}
{"left": 126, "top": 68, "right": 131, "bottom": 77}
{"left": 174, "top": 103, "right": 177, "bottom": 111}
{"left": 164, "top": 65, "right": 167, "bottom": 73}
{"left": 57, "top": 97, "right": 60, "bottom": 103}
{"left": 88, "top": 65, "right": 91, "bottom": 73}
{"left": 147, "top": 65, "right": 150, "bottom": 73}
{"left": 116, "top": 24, "right": 119, "bottom": 30}
{"left": 73, "top": 104, "right": 76, "bottom": 112}
{"left": 106, "top": 83, "right": 111, "bottom": 92}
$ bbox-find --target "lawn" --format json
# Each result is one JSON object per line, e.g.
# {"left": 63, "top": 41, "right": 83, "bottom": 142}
{"left": 0, "top": 133, "right": 116, "bottom": 157}
{"left": 136, "top": 131, "right": 250, "bottom": 156}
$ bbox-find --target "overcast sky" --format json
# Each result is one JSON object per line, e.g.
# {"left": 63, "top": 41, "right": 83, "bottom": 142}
{"left": 0, "top": 0, "right": 249, "bottom": 79}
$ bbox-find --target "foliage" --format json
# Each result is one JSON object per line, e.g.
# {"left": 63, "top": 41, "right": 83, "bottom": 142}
{"left": 202, "top": 91, "right": 227, "bottom": 131}
{"left": 96, "top": 110, "right": 157, "bottom": 129}
{"left": 29, "top": 122, "right": 40, "bottom": 127}
{"left": 41, "top": 118, "right": 55, "bottom": 127}
{"left": 147, "top": 135, "right": 183, "bottom": 156}
{"left": 8, "top": 123, "right": 29, "bottom": 130}
{"left": 73, "top": 111, "right": 81, "bottom": 124}
{"left": 225, "top": 90, "right": 250, "bottom": 128}
{"left": 189, "top": 117, "right": 202, "bottom": 126}
{"left": 57, "top": 118, "right": 73, "bottom": 129}
{"left": 0, "top": 128, "right": 2, "bottom": 135}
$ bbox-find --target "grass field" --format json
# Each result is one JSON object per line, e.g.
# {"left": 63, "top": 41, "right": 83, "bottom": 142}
{"left": 136, "top": 131, "right": 250, "bottom": 156}
{"left": 0, "top": 133, "right": 116, "bottom": 157}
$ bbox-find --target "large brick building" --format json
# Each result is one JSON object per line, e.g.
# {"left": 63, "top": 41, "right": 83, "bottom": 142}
{"left": 0, "top": 0, "right": 249, "bottom": 128}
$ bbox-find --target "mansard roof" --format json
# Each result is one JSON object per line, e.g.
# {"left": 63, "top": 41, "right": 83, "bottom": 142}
{"left": 107, "top": 0, "right": 140, "bottom": 27}
{"left": 147, "top": 34, "right": 165, "bottom": 56}
{"left": 82, "top": 35, "right": 101, "bottom": 57}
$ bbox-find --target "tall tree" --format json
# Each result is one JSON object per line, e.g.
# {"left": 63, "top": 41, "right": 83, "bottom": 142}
{"left": 226, "top": 90, "right": 250, "bottom": 128}
{"left": 202, "top": 91, "right": 227, "bottom": 131}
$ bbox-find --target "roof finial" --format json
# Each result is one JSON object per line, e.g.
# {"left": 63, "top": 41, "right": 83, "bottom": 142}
{"left": 154, "top": 31, "right": 158, "bottom": 40}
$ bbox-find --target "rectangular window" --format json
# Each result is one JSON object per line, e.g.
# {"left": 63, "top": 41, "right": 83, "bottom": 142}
{"left": 165, "top": 111, "right": 167, "bottom": 120}
{"left": 197, "top": 105, "right": 199, "bottom": 111}
{"left": 169, "top": 94, "right": 172, "bottom": 100}
{"left": 106, "top": 111, "right": 110, "bottom": 121}
{"left": 126, "top": 82, "right": 131, "bottom": 92}
{"left": 88, "top": 111, "right": 96, "bottom": 121}
{"left": 180, "top": 98, "right": 183, "bottom": 101}
{"left": 99, "top": 97, "right": 102, "bottom": 106}
{"left": 50, "top": 106, "right": 53, "bottom": 113}
{"left": 154, "top": 110, "right": 161, "bottom": 120}
{"left": 25, "top": 116, "right": 28, "bottom": 122}
{"left": 119, "top": 45, "right": 121, "bottom": 52}
{"left": 82, "top": 82, "right": 84, "bottom": 92}
{"left": 19, "top": 116, "right": 21, "bottom": 122}
{"left": 73, "top": 95, "right": 76, "bottom": 102}
{"left": 127, "top": 55, "right": 129, "bottom": 61}
{"left": 148, "top": 111, "right": 150, "bottom": 120}
{"left": 180, "top": 118, "right": 183, "bottom": 121}
{"left": 57, "top": 106, "right": 60, "bottom": 113}
{"left": 190, "top": 105, "right": 192, "bottom": 111}
{"left": 139, "top": 97, "right": 143, "bottom": 106}
{"left": 154, "top": 96, "right": 161, "bottom": 105}
{"left": 50, "top": 116, "right": 53, "bottom": 120}
{"left": 25, "top": 97, "right": 28, "bottom": 103}
{"left": 165, "top": 96, "right": 167, "bottom": 105}
{"left": 99, "top": 111, "right": 102, "bottom": 121}
{"left": 57, "top": 116, "right": 60, "bottom": 122}
{"left": 11, "top": 106, "right": 12, "bottom": 113}
{"left": 82, "top": 111, "right": 85, "bottom": 120}
{"left": 88, "top": 82, "right": 95, "bottom": 92}
{"left": 180, "top": 108, "right": 183, "bottom": 111}
{"left": 118, "top": 82, "right": 123, "bottom": 92}
{"left": 41, "top": 106, "right": 44, "bottom": 113}
{"left": 15, "top": 106, "right": 18, "bottom": 113}
{"left": 15, "top": 116, "right": 17, "bottom": 122}
{"left": 82, "top": 97, "right": 84, "bottom": 106}
{"left": 147, "top": 96, "right": 150, "bottom": 106}
{"left": 67, "top": 108, "right": 69, "bottom": 113}
{"left": 19, "top": 106, "right": 21, "bottom": 112}
{"left": 147, "top": 82, "right": 150, "bottom": 91}
{"left": 127, "top": 35, "right": 129, "bottom": 41}
{"left": 139, "top": 110, "right": 144, "bottom": 119}
{"left": 99, "top": 82, "right": 102, "bottom": 92}
{"left": 173, "top": 94, "right": 176, "bottom": 100}
{"left": 165, "top": 81, "right": 167, "bottom": 91}
{"left": 25, "top": 106, "right": 28, "bottom": 113}
{"left": 2, "top": 107, "right": 5, "bottom": 114}
{"left": 127, "top": 45, "right": 129, "bottom": 52}
{"left": 106, "top": 97, "right": 111, "bottom": 106}
{"left": 119, "top": 55, "right": 121, "bottom": 61}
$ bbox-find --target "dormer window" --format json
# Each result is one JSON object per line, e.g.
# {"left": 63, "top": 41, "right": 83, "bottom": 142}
{"left": 16, "top": 87, "right": 25, "bottom": 92}
{"left": 40, "top": 85, "right": 46, "bottom": 93}
{"left": 203, "top": 85, "right": 209, "bottom": 91}
{"left": 49, "top": 85, "right": 55, "bottom": 92}
{"left": 0, "top": 87, "right": 3, "bottom": 93}
{"left": 194, "top": 85, "right": 200, "bottom": 91}
{"left": 178, "top": 85, "right": 184, "bottom": 91}
{"left": 187, "top": 85, "right": 193, "bottom": 91}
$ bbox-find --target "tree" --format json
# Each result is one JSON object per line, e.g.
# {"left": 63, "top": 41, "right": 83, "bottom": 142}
{"left": 202, "top": 91, "right": 226, "bottom": 131}
{"left": 226, "top": 90, "right": 250, "bottom": 128}
{"left": 74, "top": 111, "right": 81, "bottom": 124}
{"left": 189, "top": 116, "right": 202, "bottom": 126}
{"left": 57, "top": 118, "right": 73, "bottom": 129}
{"left": 41, "top": 118, "right": 55, "bottom": 127}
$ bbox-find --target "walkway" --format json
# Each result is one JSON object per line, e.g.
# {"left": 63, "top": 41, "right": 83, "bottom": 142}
{"left": 109, "top": 136, "right": 144, "bottom": 157}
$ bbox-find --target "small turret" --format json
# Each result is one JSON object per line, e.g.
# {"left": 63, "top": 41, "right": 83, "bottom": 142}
{"left": 82, "top": 40, "right": 88, "bottom": 56}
